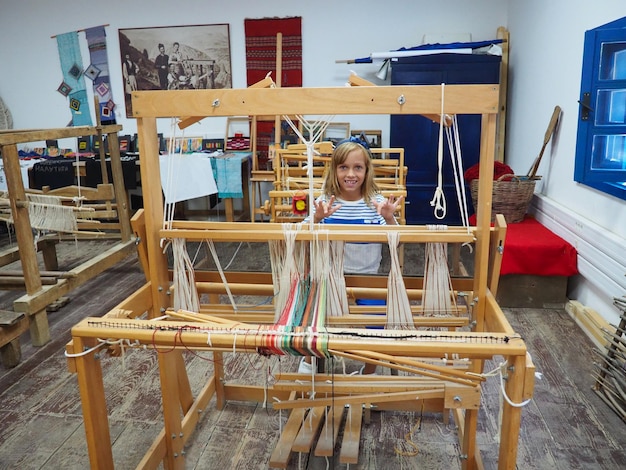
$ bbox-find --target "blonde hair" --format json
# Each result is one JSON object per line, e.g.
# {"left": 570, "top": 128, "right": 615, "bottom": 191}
{"left": 322, "top": 141, "right": 379, "bottom": 205}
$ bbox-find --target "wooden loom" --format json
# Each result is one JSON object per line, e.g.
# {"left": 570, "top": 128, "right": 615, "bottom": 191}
{"left": 65, "top": 84, "right": 533, "bottom": 469}
{"left": 0, "top": 124, "right": 135, "bottom": 367}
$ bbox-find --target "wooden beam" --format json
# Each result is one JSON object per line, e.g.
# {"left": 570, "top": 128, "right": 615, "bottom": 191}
{"left": 130, "top": 85, "right": 499, "bottom": 118}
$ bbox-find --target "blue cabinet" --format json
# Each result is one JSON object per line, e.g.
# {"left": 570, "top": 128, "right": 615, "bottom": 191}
{"left": 390, "top": 53, "right": 501, "bottom": 224}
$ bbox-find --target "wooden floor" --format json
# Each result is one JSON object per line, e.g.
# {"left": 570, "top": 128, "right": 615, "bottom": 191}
{"left": 0, "top": 238, "right": 625, "bottom": 469}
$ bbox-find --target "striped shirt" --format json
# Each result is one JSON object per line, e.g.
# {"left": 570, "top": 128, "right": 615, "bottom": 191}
{"left": 306, "top": 195, "right": 387, "bottom": 274}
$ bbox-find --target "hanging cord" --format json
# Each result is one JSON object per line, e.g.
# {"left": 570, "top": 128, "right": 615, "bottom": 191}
{"left": 422, "top": 225, "right": 457, "bottom": 316}
{"left": 282, "top": 115, "right": 334, "bottom": 230}
{"left": 205, "top": 238, "right": 238, "bottom": 312}
{"left": 386, "top": 231, "right": 414, "bottom": 329}
{"left": 430, "top": 83, "right": 447, "bottom": 219}
{"left": 445, "top": 115, "right": 471, "bottom": 233}
{"left": 162, "top": 118, "right": 184, "bottom": 245}
{"left": 72, "top": 151, "right": 85, "bottom": 209}
{"left": 170, "top": 237, "right": 200, "bottom": 312}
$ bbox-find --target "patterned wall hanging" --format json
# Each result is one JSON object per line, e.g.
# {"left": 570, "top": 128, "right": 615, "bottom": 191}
{"left": 84, "top": 25, "right": 116, "bottom": 125}
{"left": 244, "top": 17, "right": 302, "bottom": 169}
{"left": 55, "top": 32, "right": 92, "bottom": 126}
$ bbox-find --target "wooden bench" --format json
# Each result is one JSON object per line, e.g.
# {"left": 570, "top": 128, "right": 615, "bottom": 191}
{"left": 494, "top": 216, "right": 578, "bottom": 307}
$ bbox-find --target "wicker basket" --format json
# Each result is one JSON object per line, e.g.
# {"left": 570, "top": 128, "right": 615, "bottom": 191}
{"left": 470, "top": 174, "right": 535, "bottom": 223}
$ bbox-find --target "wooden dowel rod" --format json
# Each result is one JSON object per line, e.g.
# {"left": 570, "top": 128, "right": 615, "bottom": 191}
{"left": 329, "top": 349, "right": 480, "bottom": 387}
{"left": 72, "top": 317, "right": 527, "bottom": 357}
{"left": 344, "top": 349, "right": 485, "bottom": 383}
{"left": 272, "top": 389, "right": 444, "bottom": 410}
{"left": 0, "top": 270, "right": 74, "bottom": 278}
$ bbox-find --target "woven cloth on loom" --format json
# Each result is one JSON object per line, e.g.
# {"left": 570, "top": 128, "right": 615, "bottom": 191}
{"left": 244, "top": 17, "right": 302, "bottom": 169}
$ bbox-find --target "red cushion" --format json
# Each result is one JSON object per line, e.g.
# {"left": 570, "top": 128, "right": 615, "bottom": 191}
{"left": 470, "top": 215, "right": 578, "bottom": 276}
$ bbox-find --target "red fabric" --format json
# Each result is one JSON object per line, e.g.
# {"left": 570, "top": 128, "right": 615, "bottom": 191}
{"left": 470, "top": 215, "right": 578, "bottom": 276}
{"left": 244, "top": 17, "right": 302, "bottom": 87}
{"left": 244, "top": 17, "right": 302, "bottom": 169}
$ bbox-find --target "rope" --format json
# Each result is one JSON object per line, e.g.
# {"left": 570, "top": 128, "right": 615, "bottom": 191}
{"left": 445, "top": 115, "right": 471, "bottom": 232}
{"left": 171, "top": 238, "right": 200, "bottom": 312}
{"left": 282, "top": 115, "right": 334, "bottom": 230}
{"left": 25, "top": 194, "right": 77, "bottom": 233}
{"left": 429, "top": 83, "right": 447, "bottom": 219}
{"left": 386, "top": 231, "right": 414, "bottom": 329}
{"left": 422, "top": 225, "right": 457, "bottom": 316}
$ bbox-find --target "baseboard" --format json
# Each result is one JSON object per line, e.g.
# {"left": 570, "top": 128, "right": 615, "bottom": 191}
{"left": 530, "top": 195, "right": 626, "bottom": 315}
{"left": 565, "top": 300, "right": 613, "bottom": 351}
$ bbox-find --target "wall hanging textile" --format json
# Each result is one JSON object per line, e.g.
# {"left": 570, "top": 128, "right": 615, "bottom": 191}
{"left": 55, "top": 32, "right": 92, "bottom": 126}
{"left": 84, "top": 26, "right": 116, "bottom": 125}
{"left": 244, "top": 17, "right": 302, "bottom": 169}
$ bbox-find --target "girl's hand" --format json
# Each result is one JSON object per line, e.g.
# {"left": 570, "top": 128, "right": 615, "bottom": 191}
{"left": 313, "top": 196, "right": 341, "bottom": 223}
{"left": 373, "top": 195, "right": 403, "bottom": 225}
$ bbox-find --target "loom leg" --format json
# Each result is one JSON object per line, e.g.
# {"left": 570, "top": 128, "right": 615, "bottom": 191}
{"left": 214, "top": 351, "right": 226, "bottom": 410}
{"left": 461, "top": 408, "right": 479, "bottom": 470}
{"left": 29, "top": 308, "right": 50, "bottom": 346}
{"left": 72, "top": 337, "right": 114, "bottom": 470}
{"left": 158, "top": 350, "right": 186, "bottom": 470}
{"left": 498, "top": 354, "right": 526, "bottom": 470}
{"left": 40, "top": 238, "right": 59, "bottom": 271}
{"left": 0, "top": 338, "right": 21, "bottom": 367}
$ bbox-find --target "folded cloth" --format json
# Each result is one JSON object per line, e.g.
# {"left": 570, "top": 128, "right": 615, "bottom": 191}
{"left": 213, "top": 153, "right": 246, "bottom": 198}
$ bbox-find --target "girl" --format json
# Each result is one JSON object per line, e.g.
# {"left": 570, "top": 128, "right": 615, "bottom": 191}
{"left": 299, "top": 138, "right": 403, "bottom": 374}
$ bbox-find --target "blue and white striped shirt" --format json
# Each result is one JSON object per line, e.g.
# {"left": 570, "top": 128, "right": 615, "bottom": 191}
{"left": 307, "top": 195, "right": 387, "bottom": 274}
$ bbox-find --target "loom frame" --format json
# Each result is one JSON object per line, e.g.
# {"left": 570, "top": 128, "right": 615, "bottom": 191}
{"left": 0, "top": 124, "right": 135, "bottom": 366}
{"left": 66, "top": 84, "right": 533, "bottom": 470}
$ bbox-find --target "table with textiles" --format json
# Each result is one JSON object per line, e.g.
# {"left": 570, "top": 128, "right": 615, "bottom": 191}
{"left": 159, "top": 151, "right": 251, "bottom": 222}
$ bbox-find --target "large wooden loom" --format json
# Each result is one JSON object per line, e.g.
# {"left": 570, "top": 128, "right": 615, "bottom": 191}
{"left": 0, "top": 124, "right": 135, "bottom": 366}
{"left": 66, "top": 84, "right": 534, "bottom": 469}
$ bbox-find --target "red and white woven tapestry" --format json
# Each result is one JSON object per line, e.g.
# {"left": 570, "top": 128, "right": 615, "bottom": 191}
{"left": 244, "top": 17, "right": 302, "bottom": 169}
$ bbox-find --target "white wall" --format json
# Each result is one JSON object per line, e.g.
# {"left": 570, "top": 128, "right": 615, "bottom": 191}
{"left": 0, "top": 0, "right": 506, "bottom": 141}
{"left": 505, "top": 0, "right": 626, "bottom": 325}
{"left": 1, "top": 0, "right": 623, "bottom": 323}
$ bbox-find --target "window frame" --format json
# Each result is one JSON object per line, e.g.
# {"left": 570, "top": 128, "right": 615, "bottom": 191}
{"left": 574, "top": 18, "right": 626, "bottom": 200}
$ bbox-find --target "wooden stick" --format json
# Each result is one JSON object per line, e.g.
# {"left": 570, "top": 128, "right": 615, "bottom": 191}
{"left": 328, "top": 349, "right": 481, "bottom": 387}
{"left": 272, "top": 389, "right": 444, "bottom": 410}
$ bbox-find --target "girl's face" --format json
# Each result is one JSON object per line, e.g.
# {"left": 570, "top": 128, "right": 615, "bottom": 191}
{"left": 336, "top": 149, "right": 367, "bottom": 200}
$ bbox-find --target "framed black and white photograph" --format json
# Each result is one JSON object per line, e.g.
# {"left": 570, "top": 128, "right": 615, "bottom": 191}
{"left": 118, "top": 24, "right": 232, "bottom": 117}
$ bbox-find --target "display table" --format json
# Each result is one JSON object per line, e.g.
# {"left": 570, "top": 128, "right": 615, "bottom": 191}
{"left": 159, "top": 151, "right": 251, "bottom": 222}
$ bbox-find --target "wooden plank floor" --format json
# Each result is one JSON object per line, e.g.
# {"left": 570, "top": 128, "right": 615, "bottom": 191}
{"left": 0, "top": 238, "right": 625, "bottom": 469}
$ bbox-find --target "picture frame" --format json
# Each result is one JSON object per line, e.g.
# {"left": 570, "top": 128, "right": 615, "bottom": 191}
{"left": 118, "top": 24, "right": 232, "bottom": 117}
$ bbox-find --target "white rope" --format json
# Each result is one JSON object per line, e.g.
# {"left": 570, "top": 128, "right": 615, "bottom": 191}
{"left": 386, "top": 231, "right": 414, "bottom": 329}
{"left": 162, "top": 118, "right": 183, "bottom": 242}
{"left": 422, "top": 225, "right": 457, "bottom": 316}
{"left": 25, "top": 194, "right": 77, "bottom": 233}
{"left": 282, "top": 115, "right": 334, "bottom": 230}
{"left": 430, "top": 83, "right": 447, "bottom": 219}
{"left": 205, "top": 239, "right": 238, "bottom": 312}
{"left": 445, "top": 115, "right": 471, "bottom": 232}
{"left": 326, "top": 237, "right": 349, "bottom": 318}
{"left": 170, "top": 238, "right": 200, "bottom": 312}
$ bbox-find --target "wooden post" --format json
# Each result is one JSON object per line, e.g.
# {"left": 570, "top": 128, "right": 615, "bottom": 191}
{"left": 105, "top": 130, "right": 132, "bottom": 240}
{"left": 498, "top": 354, "right": 527, "bottom": 469}
{"left": 135, "top": 116, "right": 171, "bottom": 318}
{"left": 70, "top": 337, "right": 114, "bottom": 469}
{"left": 1, "top": 142, "right": 49, "bottom": 345}
{"left": 157, "top": 350, "right": 186, "bottom": 469}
